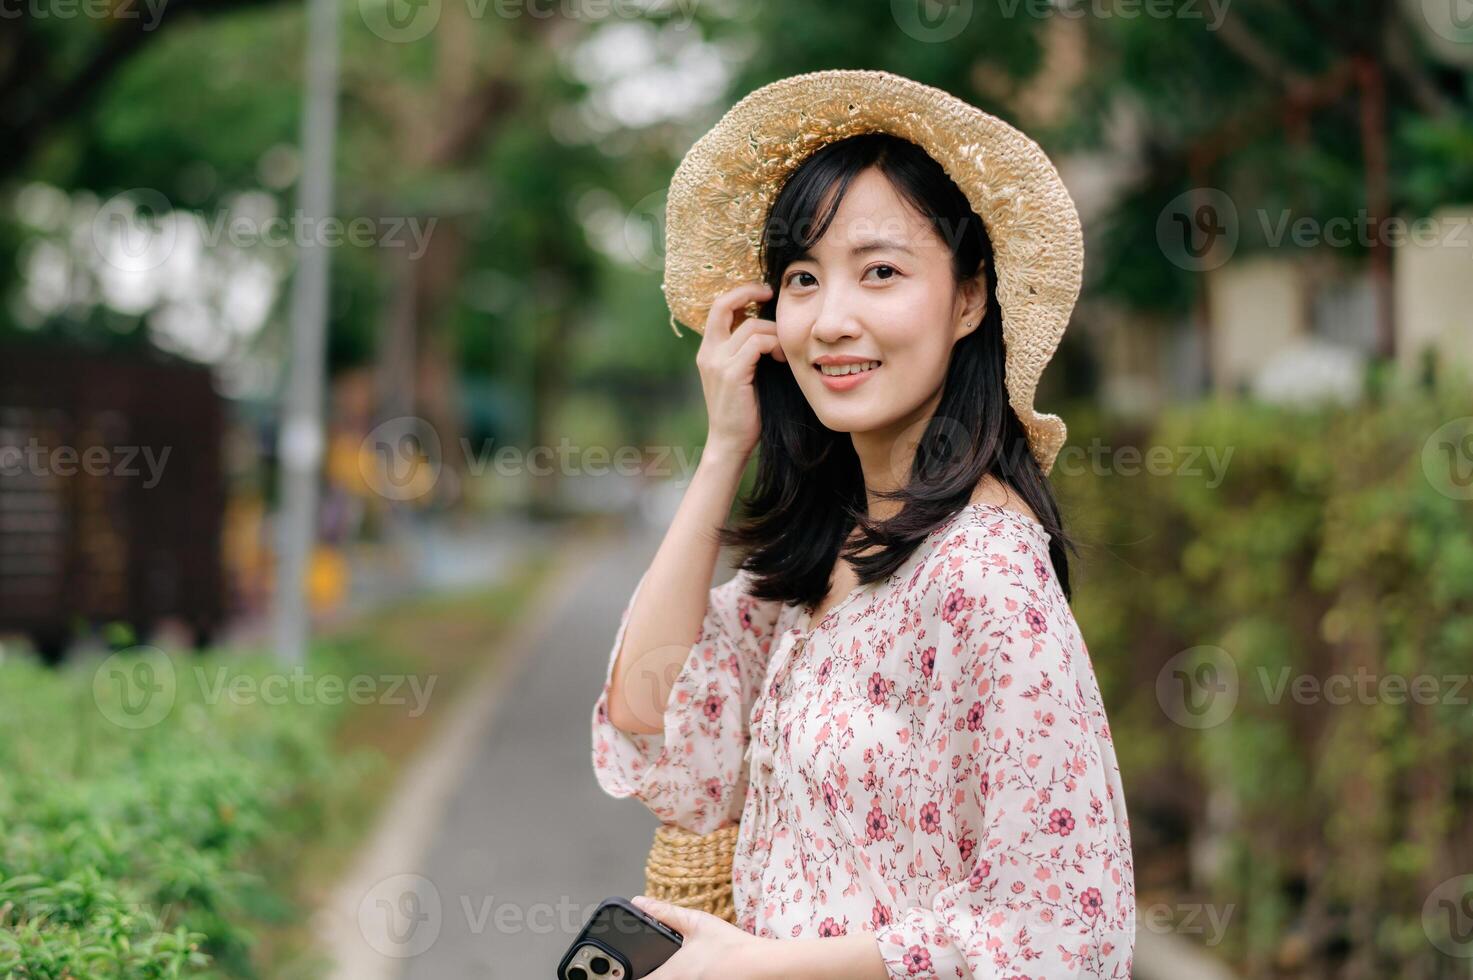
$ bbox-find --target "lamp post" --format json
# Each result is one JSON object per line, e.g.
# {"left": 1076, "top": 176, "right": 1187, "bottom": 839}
{"left": 273, "top": 0, "right": 340, "bottom": 664}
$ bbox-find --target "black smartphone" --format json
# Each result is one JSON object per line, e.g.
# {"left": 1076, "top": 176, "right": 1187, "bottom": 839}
{"left": 555, "top": 898, "right": 683, "bottom": 980}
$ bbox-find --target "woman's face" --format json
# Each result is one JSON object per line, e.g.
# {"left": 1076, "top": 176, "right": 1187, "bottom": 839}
{"left": 774, "top": 167, "right": 986, "bottom": 443}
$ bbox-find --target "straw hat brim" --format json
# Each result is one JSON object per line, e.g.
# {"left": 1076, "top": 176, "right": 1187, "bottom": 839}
{"left": 661, "top": 69, "right": 1080, "bottom": 476}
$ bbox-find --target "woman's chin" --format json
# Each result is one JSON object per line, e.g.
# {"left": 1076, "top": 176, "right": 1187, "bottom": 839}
{"left": 809, "top": 403, "right": 888, "bottom": 437}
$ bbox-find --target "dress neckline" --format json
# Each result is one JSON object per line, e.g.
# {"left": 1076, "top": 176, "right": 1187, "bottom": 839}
{"left": 796, "top": 578, "right": 871, "bottom": 637}
{"left": 792, "top": 499, "right": 1048, "bottom": 638}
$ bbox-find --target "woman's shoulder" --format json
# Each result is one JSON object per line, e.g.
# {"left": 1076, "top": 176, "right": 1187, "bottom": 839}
{"left": 906, "top": 506, "right": 1078, "bottom": 677}
{"left": 913, "top": 501, "right": 1057, "bottom": 607}
{"left": 962, "top": 475, "right": 1043, "bottom": 530}
{"left": 934, "top": 500, "right": 1050, "bottom": 560}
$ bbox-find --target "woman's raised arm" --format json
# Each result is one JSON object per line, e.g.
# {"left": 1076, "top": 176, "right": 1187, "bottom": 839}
{"left": 606, "top": 280, "right": 781, "bottom": 735}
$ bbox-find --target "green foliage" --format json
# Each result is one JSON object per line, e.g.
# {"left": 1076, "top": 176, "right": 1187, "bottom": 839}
{"left": 0, "top": 648, "right": 376, "bottom": 978}
{"left": 61, "top": 8, "right": 304, "bottom": 201}
{"left": 727, "top": 2, "right": 1045, "bottom": 115}
{"left": 1401, "top": 114, "right": 1473, "bottom": 216}
{"left": 1066, "top": 0, "right": 1473, "bottom": 315}
{"left": 1058, "top": 385, "right": 1473, "bottom": 975}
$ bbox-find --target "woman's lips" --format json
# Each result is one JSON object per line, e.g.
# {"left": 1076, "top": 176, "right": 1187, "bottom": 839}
{"left": 816, "top": 363, "right": 879, "bottom": 391}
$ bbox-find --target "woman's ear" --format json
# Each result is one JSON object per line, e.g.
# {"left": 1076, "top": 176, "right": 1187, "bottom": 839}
{"left": 954, "top": 267, "right": 989, "bottom": 339}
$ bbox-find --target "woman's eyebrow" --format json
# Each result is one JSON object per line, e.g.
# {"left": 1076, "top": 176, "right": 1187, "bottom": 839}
{"left": 792, "top": 238, "right": 917, "bottom": 263}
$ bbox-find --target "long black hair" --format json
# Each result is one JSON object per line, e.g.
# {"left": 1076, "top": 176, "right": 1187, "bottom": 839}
{"left": 715, "top": 132, "right": 1076, "bottom": 607}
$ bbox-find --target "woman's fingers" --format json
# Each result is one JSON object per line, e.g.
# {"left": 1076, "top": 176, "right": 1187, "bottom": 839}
{"left": 632, "top": 895, "right": 706, "bottom": 944}
{"left": 727, "top": 316, "right": 786, "bottom": 364}
{"left": 733, "top": 331, "right": 781, "bottom": 372}
{"left": 703, "top": 282, "right": 773, "bottom": 340}
{"left": 695, "top": 282, "right": 780, "bottom": 460}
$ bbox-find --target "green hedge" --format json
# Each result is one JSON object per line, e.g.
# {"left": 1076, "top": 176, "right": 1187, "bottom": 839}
{"left": 1056, "top": 384, "right": 1473, "bottom": 975}
{"left": 0, "top": 647, "right": 378, "bottom": 978}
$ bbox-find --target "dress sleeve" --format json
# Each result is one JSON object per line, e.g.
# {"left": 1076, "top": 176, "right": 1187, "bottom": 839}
{"left": 591, "top": 566, "right": 784, "bottom": 833}
{"left": 874, "top": 542, "right": 1135, "bottom": 979}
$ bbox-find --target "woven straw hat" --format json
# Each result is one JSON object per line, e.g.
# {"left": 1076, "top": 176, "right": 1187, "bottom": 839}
{"left": 661, "top": 68, "right": 1082, "bottom": 476}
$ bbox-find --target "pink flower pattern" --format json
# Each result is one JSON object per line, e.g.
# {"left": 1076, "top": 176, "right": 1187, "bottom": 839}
{"left": 591, "top": 503, "right": 1135, "bottom": 978}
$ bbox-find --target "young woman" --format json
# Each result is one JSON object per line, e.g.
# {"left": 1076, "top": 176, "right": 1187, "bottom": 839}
{"left": 591, "top": 71, "right": 1135, "bottom": 980}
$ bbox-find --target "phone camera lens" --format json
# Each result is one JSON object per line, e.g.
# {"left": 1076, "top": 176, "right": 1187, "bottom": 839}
{"left": 589, "top": 956, "right": 611, "bottom": 974}
{"left": 568, "top": 969, "right": 587, "bottom": 980}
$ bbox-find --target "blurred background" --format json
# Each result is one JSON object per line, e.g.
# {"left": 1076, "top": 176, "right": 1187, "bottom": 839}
{"left": 2, "top": 0, "right": 1471, "bottom": 977}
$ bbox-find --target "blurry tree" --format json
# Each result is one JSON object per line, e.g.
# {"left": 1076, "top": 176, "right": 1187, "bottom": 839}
{"left": 0, "top": 5, "right": 600, "bottom": 505}
{"left": 0, "top": 10, "right": 307, "bottom": 362}
{"left": 1062, "top": 0, "right": 1473, "bottom": 367}
{"left": 0, "top": 0, "right": 1077, "bottom": 486}
{"left": 0, "top": 0, "right": 294, "bottom": 185}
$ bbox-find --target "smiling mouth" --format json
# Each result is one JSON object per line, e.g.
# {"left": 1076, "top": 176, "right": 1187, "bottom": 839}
{"left": 815, "top": 360, "right": 881, "bottom": 377}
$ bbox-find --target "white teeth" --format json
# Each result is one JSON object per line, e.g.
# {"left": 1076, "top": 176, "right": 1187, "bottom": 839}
{"left": 818, "top": 361, "right": 880, "bottom": 376}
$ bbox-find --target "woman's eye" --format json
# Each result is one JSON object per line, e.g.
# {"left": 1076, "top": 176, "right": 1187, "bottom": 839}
{"left": 783, "top": 263, "right": 895, "bottom": 287}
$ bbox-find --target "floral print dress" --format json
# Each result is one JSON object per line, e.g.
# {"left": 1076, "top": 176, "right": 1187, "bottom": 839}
{"left": 591, "top": 502, "right": 1135, "bottom": 979}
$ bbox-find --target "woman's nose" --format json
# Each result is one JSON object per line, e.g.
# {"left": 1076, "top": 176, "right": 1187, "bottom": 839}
{"left": 810, "top": 285, "right": 862, "bottom": 343}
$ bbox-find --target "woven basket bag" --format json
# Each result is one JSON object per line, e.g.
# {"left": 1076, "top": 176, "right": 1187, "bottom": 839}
{"left": 643, "top": 822, "right": 739, "bottom": 924}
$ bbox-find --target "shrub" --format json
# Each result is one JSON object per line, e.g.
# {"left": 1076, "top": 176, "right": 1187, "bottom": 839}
{"left": 1056, "top": 384, "right": 1473, "bottom": 976}
{"left": 0, "top": 647, "right": 375, "bottom": 978}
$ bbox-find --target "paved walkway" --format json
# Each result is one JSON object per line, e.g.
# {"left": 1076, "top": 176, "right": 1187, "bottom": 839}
{"left": 398, "top": 515, "right": 669, "bottom": 979}
{"left": 312, "top": 495, "right": 688, "bottom": 980}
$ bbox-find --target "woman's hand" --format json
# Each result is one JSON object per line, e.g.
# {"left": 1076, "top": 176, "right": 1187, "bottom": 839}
{"left": 696, "top": 282, "right": 785, "bottom": 464}
{"left": 630, "top": 895, "right": 775, "bottom": 980}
